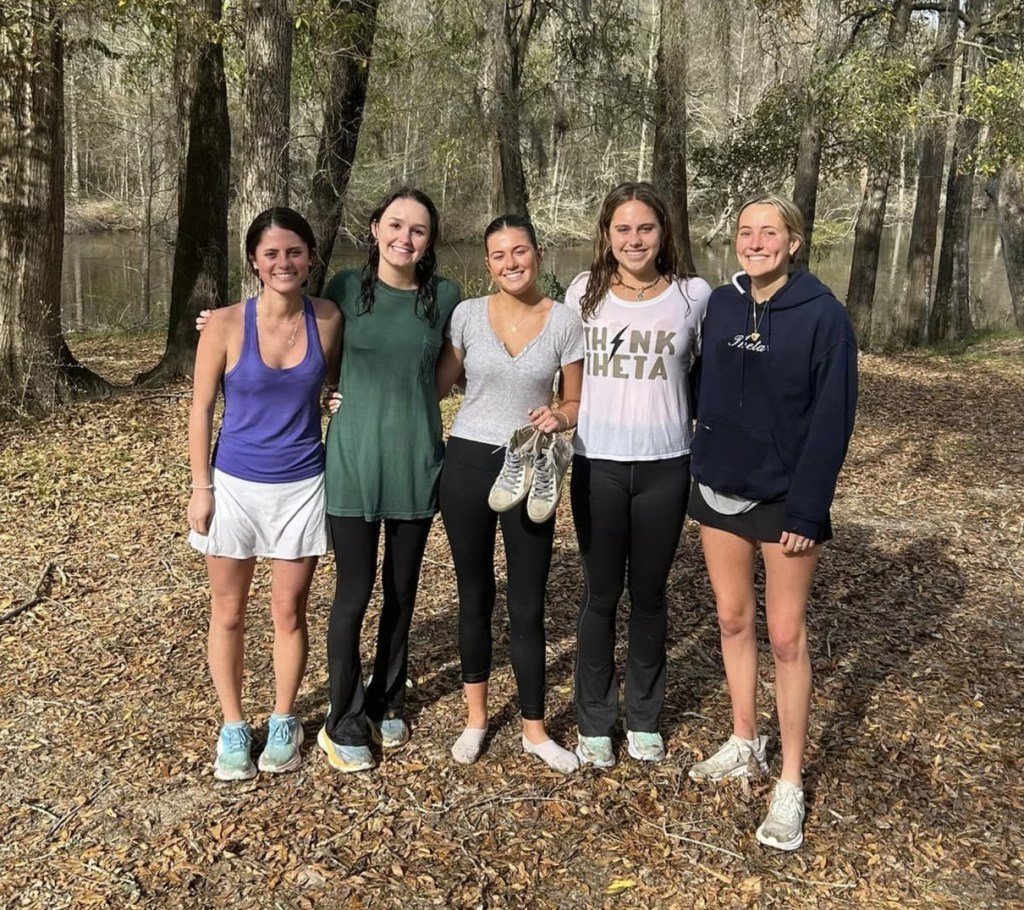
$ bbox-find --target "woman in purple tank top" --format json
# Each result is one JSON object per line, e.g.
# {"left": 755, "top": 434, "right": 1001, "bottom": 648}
{"left": 188, "top": 208, "right": 342, "bottom": 781}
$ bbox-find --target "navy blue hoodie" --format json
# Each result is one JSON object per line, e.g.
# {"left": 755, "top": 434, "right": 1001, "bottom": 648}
{"left": 690, "top": 269, "right": 857, "bottom": 540}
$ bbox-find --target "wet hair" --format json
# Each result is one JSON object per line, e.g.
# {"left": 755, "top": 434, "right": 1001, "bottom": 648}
{"left": 359, "top": 187, "right": 440, "bottom": 324}
{"left": 244, "top": 207, "right": 317, "bottom": 283}
{"left": 483, "top": 213, "right": 540, "bottom": 252}
{"left": 580, "top": 182, "right": 697, "bottom": 321}
{"left": 736, "top": 192, "right": 806, "bottom": 257}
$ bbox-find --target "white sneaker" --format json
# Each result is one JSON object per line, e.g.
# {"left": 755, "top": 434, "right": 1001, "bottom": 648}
{"left": 576, "top": 735, "right": 616, "bottom": 768}
{"left": 626, "top": 729, "right": 666, "bottom": 762}
{"left": 488, "top": 426, "right": 539, "bottom": 512}
{"left": 756, "top": 780, "right": 805, "bottom": 851}
{"left": 688, "top": 734, "right": 768, "bottom": 781}
{"left": 526, "top": 433, "right": 573, "bottom": 523}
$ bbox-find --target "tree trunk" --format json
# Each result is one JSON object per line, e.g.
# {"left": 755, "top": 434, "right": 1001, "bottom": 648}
{"left": 488, "top": 0, "right": 543, "bottom": 217}
{"left": 893, "top": 2, "right": 958, "bottom": 348}
{"left": 0, "top": 2, "right": 110, "bottom": 413}
{"left": 792, "top": 110, "right": 823, "bottom": 271}
{"left": 844, "top": 0, "right": 913, "bottom": 350}
{"left": 238, "top": 0, "right": 294, "bottom": 298}
{"left": 651, "top": 0, "right": 696, "bottom": 276}
{"left": 928, "top": 0, "right": 987, "bottom": 345}
{"left": 134, "top": 0, "right": 230, "bottom": 386}
{"left": 306, "top": 0, "right": 380, "bottom": 296}
{"left": 997, "top": 161, "right": 1024, "bottom": 328}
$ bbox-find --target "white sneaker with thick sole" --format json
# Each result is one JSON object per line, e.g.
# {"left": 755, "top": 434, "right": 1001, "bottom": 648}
{"left": 756, "top": 780, "right": 805, "bottom": 851}
{"left": 688, "top": 734, "right": 768, "bottom": 781}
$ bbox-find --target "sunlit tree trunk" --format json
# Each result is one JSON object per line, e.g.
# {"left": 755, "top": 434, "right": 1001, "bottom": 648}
{"left": 845, "top": 0, "right": 913, "bottom": 350}
{"left": 652, "top": 0, "right": 696, "bottom": 275}
{"left": 135, "top": 0, "right": 230, "bottom": 385}
{"left": 306, "top": 0, "right": 380, "bottom": 296}
{"left": 0, "top": 1, "right": 110, "bottom": 413}
{"left": 997, "top": 161, "right": 1024, "bottom": 328}
{"left": 238, "top": 0, "right": 294, "bottom": 297}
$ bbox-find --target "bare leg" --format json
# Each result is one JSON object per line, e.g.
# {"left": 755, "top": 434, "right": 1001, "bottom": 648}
{"left": 207, "top": 555, "right": 257, "bottom": 722}
{"left": 464, "top": 681, "right": 488, "bottom": 730}
{"left": 700, "top": 526, "right": 759, "bottom": 740}
{"left": 762, "top": 543, "right": 819, "bottom": 788}
{"left": 269, "top": 556, "right": 318, "bottom": 716}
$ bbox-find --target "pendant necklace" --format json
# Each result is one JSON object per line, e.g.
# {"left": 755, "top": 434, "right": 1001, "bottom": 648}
{"left": 750, "top": 298, "right": 770, "bottom": 342}
{"left": 258, "top": 300, "right": 303, "bottom": 346}
{"left": 500, "top": 296, "right": 535, "bottom": 334}
{"left": 615, "top": 274, "right": 662, "bottom": 301}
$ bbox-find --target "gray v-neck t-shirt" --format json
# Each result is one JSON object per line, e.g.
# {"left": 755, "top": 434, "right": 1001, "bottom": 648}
{"left": 447, "top": 296, "right": 584, "bottom": 446}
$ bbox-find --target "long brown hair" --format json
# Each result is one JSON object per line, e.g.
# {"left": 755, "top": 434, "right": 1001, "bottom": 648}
{"left": 579, "top": 181, "right": 695, "bottom": 321}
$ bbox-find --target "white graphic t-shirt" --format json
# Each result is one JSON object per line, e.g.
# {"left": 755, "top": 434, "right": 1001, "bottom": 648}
{"left": 565, "top": 272, "right": 711, "bottom": 461}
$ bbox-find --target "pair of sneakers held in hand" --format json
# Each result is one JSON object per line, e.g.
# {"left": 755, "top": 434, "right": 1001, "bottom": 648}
{"left": 489, "top": 426, "right": 573, "bottom": 522}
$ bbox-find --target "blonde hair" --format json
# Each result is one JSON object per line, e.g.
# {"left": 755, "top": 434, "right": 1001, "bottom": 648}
{"left": 736, "top": 193, "right": 805, "bottom": 255}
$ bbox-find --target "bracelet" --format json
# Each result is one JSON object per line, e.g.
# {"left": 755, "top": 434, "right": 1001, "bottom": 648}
{"left": 552, "top": 409, "right": 568, "bottom": 431}
{"left": 191, "top": 484, "right": 213, "bottom": 490}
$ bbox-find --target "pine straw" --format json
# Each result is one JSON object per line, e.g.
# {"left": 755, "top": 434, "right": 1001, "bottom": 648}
{"left": 1, "top": 335, "right": 1022, "bottom": 910}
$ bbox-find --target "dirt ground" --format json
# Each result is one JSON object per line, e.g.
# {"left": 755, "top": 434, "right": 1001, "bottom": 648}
{"left": 1, "top": 334, "right": 1022, "bottom": 909}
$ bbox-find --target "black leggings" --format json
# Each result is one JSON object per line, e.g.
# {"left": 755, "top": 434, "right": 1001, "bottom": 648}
{"left": 439, "top": 436, "right": 554, "bottom": 721}
{"left": 570, "top": 454, "right": 690, "bottom": 736}
{"left": 324, "top": 514, "right": 432, "bottom": 746}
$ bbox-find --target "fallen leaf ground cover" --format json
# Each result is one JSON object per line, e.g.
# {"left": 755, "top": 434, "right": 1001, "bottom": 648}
{"left": 1, "top": 334, "right": 1022, "bottom": 909}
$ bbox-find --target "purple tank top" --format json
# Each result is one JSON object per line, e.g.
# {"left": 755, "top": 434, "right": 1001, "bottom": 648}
{"left": 212, "top": 297, "right": 327, "bottom": 483}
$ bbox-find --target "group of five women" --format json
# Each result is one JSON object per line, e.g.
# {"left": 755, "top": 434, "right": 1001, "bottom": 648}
{"left": 187, "top": 182, "right": 857, "bottom": 852}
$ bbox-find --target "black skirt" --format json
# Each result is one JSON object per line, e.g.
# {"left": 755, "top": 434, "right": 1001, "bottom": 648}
{"left": 687, "top": 482, "right": 832, "bottom": 544}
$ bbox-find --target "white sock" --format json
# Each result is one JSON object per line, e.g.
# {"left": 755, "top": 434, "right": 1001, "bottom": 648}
{"left": 522, "top": 735, "right": 579, "bottom": 774}
{"left": 451, "top": 727, "right": 487, "bottom": 765}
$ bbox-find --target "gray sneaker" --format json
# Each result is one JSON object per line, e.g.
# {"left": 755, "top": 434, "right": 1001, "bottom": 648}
{"left": 756, "top": 780, "right": 805, "bottom": 851}
{"left": 688, "top": 734, "right": 768, "bottom": 781}
{"left": 258, "top": 713, "right": 304, "bottom": 773}
{"left": 576, "top": 735, "right": 616, "bottom": 768}
{"left": 526, "top": 433, "right": 573, "bottom": 523}
{"left": 488, "top": 426, "right": 539, "bottom": 512}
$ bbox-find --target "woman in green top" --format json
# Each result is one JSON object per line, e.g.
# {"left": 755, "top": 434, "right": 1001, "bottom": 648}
{"left": 317, "top": 188, "right": 461, "bottom": 772}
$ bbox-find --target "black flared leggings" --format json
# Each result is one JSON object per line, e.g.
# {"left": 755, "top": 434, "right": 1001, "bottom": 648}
{"left": 324, "top": 514, "right": 432, "bottom": 746}
{"left": 439, "top": 436, "right": 555, "bottom": 721}
{"left": 570, "top": 454, "right": 690, "bottom": 736}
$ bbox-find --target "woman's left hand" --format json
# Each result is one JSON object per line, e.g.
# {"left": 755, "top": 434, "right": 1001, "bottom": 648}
{"left": 779, "top": 531, "right": 816, "bottom": 555}
{"left": 528, "top": 406, "right": 566, "bottom": 434}
{"left": 324, "top": 390, "right": 342, "bottom": 414}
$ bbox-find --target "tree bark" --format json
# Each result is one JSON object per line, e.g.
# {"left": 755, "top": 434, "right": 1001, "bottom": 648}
{"left": 891, "top": 2, "right": 958, "bottom": 349}
{"left": 0, "top": 2, "right": 110, "bottom": 413}
{"left": 306, "top": 0, "right": 380, "bottom": 296}
{"left": 488, "top": 0, "right": 544, "bottom": 217}
{"left": 792, "top": 110, "right": 823, "bottom": 271}
{"left": 651, "top": 0, "right": 696, "bottom": 276}
{"left": 997, "top": 161, "right": 1024, "bottom": 328}
{"left": 134, "top": 0, "right": 230, "bottom": 385}
{"left": 238, "top": 0, "right": 294, "bottom": 297}
{"left": 844, "top": 0, "right": 913, "bottom": 350}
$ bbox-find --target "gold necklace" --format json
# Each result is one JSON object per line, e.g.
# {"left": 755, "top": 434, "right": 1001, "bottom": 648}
{"left": 258, "top": 301, "right": 303, "bottom": 346}
{"left": 615, "top": 273, "right": 662, "bottom": 301}
{"left": 498, "top": 297, "right": 537, "bottom": 334}
{"left": 750, "top": 299, "right": 770, "bottom": 342}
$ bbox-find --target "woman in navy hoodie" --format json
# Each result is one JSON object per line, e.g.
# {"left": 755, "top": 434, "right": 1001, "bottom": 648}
{"left": 686, "top": 193, "right": 857, "bottom": 852}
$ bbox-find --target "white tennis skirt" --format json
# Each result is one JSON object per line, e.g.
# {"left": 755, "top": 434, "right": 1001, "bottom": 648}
{"left": 188, "top": 468, "right": 328, "bottom": 560}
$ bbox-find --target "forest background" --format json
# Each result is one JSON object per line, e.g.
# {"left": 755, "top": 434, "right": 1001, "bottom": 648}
{"left": 2, "top": 0, "right": 1024, "bottom": 412}
{"left": 2, "top": 3, "right": 1024, "bottom": 909}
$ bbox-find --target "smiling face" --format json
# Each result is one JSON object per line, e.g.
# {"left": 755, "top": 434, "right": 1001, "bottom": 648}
{"left": 249, "top": 226, "right": 311, "bottom": 292}
{"left": 484, "top": 227, "right": 542, "bottom": 296}
{"left": 735, "top": 203, "right": 801, "bottom": 287}
{"left": 606, "top": 200, "right": 664, "bottom": 281}
{"left": 371, "top": 197, "right": 433, "bottom": 278}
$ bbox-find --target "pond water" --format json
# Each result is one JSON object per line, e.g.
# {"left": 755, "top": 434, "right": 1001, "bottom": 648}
{"left": 61, "top": 219, "right": 1013, "bottom": 332}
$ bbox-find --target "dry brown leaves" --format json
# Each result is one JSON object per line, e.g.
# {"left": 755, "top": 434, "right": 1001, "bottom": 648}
{"left": 1, "top": 334, "right": 1022, "bottom": 909}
